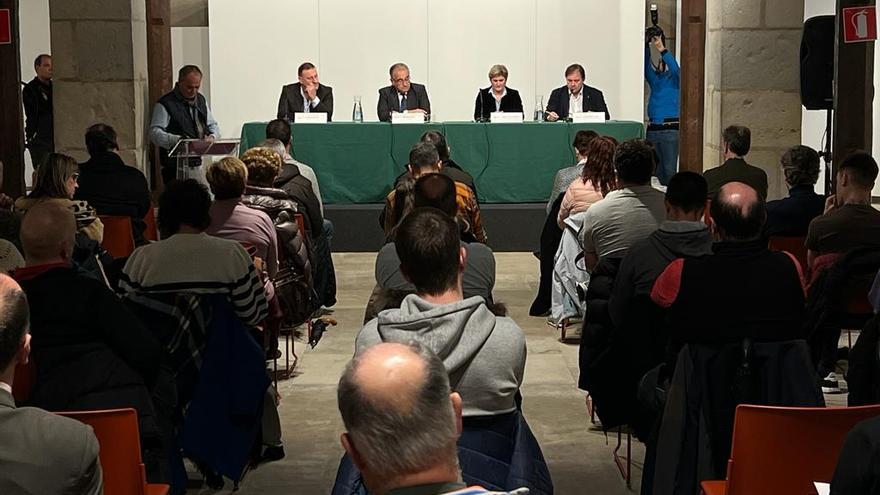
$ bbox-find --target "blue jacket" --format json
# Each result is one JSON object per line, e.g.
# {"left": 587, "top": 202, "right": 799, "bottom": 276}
{"left": 645, "top": 46, "right": 680, "bottom": 123}
{"left": 332, "top": 411, "right": 553, "bottom": 495}
{"left": 178, "top": 295, "right": 270, "bottom": 483}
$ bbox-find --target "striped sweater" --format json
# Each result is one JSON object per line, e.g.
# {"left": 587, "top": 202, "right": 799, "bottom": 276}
{"left": 118, "top": 232, "right": 269, "bottom": 325}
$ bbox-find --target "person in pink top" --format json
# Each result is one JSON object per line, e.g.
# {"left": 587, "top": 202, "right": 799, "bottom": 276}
{"left": 557, "top": 136, "right": 618, "bottom": 228}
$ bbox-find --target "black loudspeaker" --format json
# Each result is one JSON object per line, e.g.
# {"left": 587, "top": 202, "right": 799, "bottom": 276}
{"left": 800, "top": 15, "right": 835, "bottom": 110}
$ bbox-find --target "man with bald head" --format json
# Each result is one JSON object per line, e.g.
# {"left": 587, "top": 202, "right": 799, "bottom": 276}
{"left": 0, "top": 274, "right": 104, "bottom": 494}
{"left": 338, "top": 341, "right": 521, "bottom": 495}
{"left": 14, "top": 201, "right": 167, "bottom": 480}
{"left": 651, "top": 181, "right": 805, "bottom": 344}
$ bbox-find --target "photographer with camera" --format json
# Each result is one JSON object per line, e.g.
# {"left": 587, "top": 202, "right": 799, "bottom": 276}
{"left": 645, "top": 7, "right": 680, "bottom": 186}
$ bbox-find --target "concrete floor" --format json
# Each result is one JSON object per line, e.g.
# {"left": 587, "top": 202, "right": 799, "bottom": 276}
{"left": 193, "top": 252, "right": 644, "bottom": 494}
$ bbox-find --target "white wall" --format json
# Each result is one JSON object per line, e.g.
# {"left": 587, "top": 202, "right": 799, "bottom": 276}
{"left": 19, "top": 0, "right": 51, "bottom": 186}
{"left": 208, "top": 0, "right": 645, "bottom": 138}
{"left": 171, "top": 27, "right": 211, "bottom": 104}
{"left": 802, "top": 0, "right": 880, "bottom": 196}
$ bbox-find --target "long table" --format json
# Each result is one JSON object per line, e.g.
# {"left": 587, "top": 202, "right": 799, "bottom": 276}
{"left": 240, "top": 121, "right": 644, "bottom": 204}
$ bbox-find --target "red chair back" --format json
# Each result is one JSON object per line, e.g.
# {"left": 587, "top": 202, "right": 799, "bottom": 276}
{"left": 143, "top": 206, "right": 159, "bottom": 242}
{"left": 768, "top": 236, "right": 808, "bottom": 271}
{"left": 100, "top": 215, "right": 136, "bottom": 258}
{"left": 12, "top": 360, "right": 35, "bottom": 403}
{"left": 721, "top": 405, "right": 880, "bottom": 494}
{"left": 56, "top": 408, "right": 169, "bottom": 495}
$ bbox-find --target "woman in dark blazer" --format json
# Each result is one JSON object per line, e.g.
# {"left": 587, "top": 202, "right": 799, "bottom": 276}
{"left": 473, "top": 64, "right": 523, "bottom": 121}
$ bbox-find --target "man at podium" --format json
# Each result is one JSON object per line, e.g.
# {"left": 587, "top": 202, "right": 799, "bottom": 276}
{"left": 149, "top": 64, "right": 220, "bottom": 185}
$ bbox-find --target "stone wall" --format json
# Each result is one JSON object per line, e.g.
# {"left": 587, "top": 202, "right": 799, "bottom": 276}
{"left": 49, "top": 0, "right": 149, "bottom": 171}
{"left": 704, "top": 0, "right": 804, "bottom": 200}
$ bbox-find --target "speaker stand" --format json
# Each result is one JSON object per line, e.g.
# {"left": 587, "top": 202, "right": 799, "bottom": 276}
{"left": 822, "top": 108, "right": 834, "bottom": 196}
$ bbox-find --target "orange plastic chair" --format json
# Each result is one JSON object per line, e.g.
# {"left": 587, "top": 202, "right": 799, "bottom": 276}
{"left": 143, "top": 206, "right": 159, "bottom": 242}
{"left": 11, "top": 360, "right": 35, "bottom": 404}
{"left": 100, "top": 215, "right": 136, "bottom": 258}
{"left": 768, "top": 236, "right": 808, "bottom": 271}
{"left": 701, "top": 404, "right": 880, "bottom": 495}
{"left": 56, "top": 408, "right": 169, "bottom": 495}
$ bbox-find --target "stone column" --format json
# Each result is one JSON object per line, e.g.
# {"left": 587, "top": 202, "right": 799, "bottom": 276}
{"left": 704, "top": 0, "right": 804, "bottom": 200}
{"left": 49, "top": 0, "right": 149, "bottom": 173}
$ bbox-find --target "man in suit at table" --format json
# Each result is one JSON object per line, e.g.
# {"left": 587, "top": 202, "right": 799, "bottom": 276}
{"left": 277, "top": 62, "right": 334, "bottom": 122}
{"left": 0, "top": 274, "right": 103, "bottom": 495}
{"left": 546, "top": 64, "right": 610, "bottom": 121}
{"left": 377, "top": 63, "right": 431, "bottom": 122}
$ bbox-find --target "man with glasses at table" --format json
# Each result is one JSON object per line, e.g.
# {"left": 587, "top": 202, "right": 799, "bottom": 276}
{"left": 377, "top": 63, "right": 431, "bottom": 122}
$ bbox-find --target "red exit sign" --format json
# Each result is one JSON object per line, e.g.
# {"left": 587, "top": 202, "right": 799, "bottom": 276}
{"left": 0, "top": 9, "right": 11, "bottom": 45}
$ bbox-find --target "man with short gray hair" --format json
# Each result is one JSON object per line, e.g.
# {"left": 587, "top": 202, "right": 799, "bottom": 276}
{"left": 338, "top": 341, "right": 525, "bottom": 495}
{"left": 377, "top": 62, "right": 431, "bottom": 122}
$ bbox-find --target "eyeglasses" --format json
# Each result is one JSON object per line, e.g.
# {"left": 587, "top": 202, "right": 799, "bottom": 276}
{"left": 393, "top": 77, "right": 411, "bottom": 84}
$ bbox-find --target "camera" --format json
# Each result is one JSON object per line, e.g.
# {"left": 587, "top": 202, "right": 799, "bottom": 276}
{"left": 646, "top": 4, "right": 664, "bottom": 43}
{"left": 646, "top": 25, "right": 665, "bottom": 43}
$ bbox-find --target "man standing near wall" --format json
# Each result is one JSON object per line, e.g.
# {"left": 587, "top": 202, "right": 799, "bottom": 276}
{"left": 22, "top": 54, "right": 54, "bottom": 169}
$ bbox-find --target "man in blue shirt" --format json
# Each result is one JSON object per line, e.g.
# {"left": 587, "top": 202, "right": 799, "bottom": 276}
{"left": 645, "top": 35, "right": 680, "bottom": 185}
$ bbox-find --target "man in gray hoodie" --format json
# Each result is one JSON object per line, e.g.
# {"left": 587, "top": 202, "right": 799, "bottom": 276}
{"left": 608, "top": 171, "right": 714, "bottom": 327}
{"left": 356, "top": 208, "right": 526, "bottom": 417}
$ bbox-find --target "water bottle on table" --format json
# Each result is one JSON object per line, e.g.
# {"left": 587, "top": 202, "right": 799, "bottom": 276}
{"left": 352, "top": 96, "right": 363, "bottom": 123}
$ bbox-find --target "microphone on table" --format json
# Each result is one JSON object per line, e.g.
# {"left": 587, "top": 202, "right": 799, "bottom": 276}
{"left": 478, "top": 88, "right": 486, "bottom": 122}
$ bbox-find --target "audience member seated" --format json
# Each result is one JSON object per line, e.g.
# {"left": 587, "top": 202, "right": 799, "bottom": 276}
{"left": 0, "top": 239, "right": 24, "bottom": 274}
{"left": 610, "top": 171, "right": 713, "bottom": 328}
{"left": 806, "top": 151, "right": 880, "bottom": 269}
{"left": 241, "top": 147, "right": 336, "bottom": 308}
{"left": 393, "top": 130, "right": 477, "bottom": 193}
{"left": 366, "top": 174, "right": 496, "bottom": 322}
{"left": 15, "top": 201, "right": 167, "bottom": 481}
{"left": 337, "top": 342, "right": 527, "bottom": 495}
{"left": 75, "top": 123, "right": 151, "bottom": 245}
{"left": 651, "top": 182, "right": 805, "bottom": 345}
{"left": 118, "top": 179, "right": 269, "bottom": 326}
{"left": 547, "top": 130, "right": 599, "bottom": 213}
{"left": 206, "top": 156, "right": 279, "bottom": 296}
{"left": 265, "top": 118, "right": 324, "bottom": 214}
{"left": 356, "top": 208, "right": 525, "bottom": 417}
{"left": 765, "top": 145, "right": 824, "bottom": 237}
{"left": 703, "top": 125, "right": 768, "bottom": 200}
{"left": 261, "top": 137, "right": 325, "bottom": 238}
{"left": 557, "top": 136, "right": 618, "bottom": 228}
{"left": 579, "top": 138, "right": 666, "bottom": 271}
{"left": 0, "top": 274, "right": 103, "bottom": 495}
{"left": 382, "top": 143, "right": 487, "bottom": 244}
{"left": 15, "top": 152, "right": 103, "bottom": 243}
{"left": 589, "top": 172, "right": 713, "bottom": 440}
{"left": 831, "top": 415, "right": 880, "bottom": 494}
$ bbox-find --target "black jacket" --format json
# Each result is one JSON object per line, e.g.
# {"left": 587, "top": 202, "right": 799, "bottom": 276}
{"left": 847, "top": 314, "right": 880, "bottom": 406}
{"left": 474, "top": 87, "right": 523, "bottom": 121}
{"left": 377, "top": 83, "right": 431, "bottom": 122}
{"left": 832, "top": 415, "right": 880, "bottom": 495}
{"left": 22, "top": 77, "right": 53, "bottom": 144}
{"left": 277, "top": 82, "right": 334, "bottom": 121}
{"left": 75, "top": 152, "right": 151, "bottom": 245}
{"left": 578, "top": 256, "right": 622, "bottom": 395}
{"left": 273, "top": 163, "right": 324, "bottom": 236}
{"left": 546, "top": 84, "right": 610, "bottom": 120}
{"left": 765, "top": 185, "right": 825, "bottom": 237}
{"left": 652, "top": 341, "right": 824, "bottom": 495}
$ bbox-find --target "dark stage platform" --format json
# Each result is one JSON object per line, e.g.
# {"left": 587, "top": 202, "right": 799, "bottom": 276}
{"left": 325, "top": 203, "right": 548, "bottom": 252}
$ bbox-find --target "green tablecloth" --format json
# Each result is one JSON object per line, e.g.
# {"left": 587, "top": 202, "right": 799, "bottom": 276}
{"left": 240, "top": 121, "right": 644, "bottom": 204}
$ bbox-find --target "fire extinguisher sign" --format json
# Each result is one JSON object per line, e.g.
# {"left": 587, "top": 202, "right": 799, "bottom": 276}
{"left": 843, "top": 6, "right": 877, "bottom": 43}
{"left": 0, "top": 9, "right": 11, "bottom": 45}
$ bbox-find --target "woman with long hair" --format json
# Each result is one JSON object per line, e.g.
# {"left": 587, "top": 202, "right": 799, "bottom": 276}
{"left": 557, "top": 136, "right": 618, "bottom": 228}
{"left": 15, "top": 152, "right": 103, "bottom": 242}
